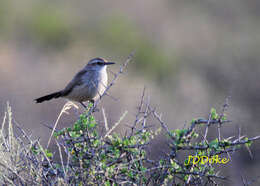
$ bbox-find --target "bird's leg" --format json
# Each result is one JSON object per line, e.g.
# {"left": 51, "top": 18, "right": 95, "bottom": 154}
{"left": 80, "top": 102, "right": 87, "bottom": 109}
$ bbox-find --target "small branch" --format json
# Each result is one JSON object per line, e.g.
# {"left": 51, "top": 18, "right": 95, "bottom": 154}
{"left": 131, "top": 86, "right": 146, "bottom": 136}
{"left": 103, "top": 111, "right": 128, "bottom": 139}
{"left": 177, "top": 135, "right": 260, "bottom": 151}
{"left": 151, "top": 108, "right": 173, "bottom": 139}
{"left": 102, "top": 107, "right": 109, "bottom": 131}
{"left": 195, "top": 119, "right": 231, "bottom": 125}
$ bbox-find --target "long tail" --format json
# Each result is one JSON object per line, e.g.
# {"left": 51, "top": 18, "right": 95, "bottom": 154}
{"left": 35, "top": 91, "right": 63, "bottom": 103}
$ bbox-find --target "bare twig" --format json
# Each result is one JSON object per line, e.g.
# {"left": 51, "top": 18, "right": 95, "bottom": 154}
{"left": 151, "top": 107, "right": 173, "bottom": 139}
{"left": 56, "top": 140, "right": 67, "bottom": 179}
{"left": 102, "top": 107, "right": 109, "bottom": 131}
{"left": 131, "top": 86, "right": 146, "bottom": 136}
{"left": 203, "top": 113, "right": 212, "bottom": 143}
{"left": 103, "top": 111, "right": 128, "bottom": 139}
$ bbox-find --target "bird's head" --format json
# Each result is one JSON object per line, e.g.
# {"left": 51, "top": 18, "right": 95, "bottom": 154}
{"left": 86, "top": 57, "right": 115, "bottom": 71}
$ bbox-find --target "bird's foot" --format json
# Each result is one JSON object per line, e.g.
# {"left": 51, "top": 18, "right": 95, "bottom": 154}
{"left": 80, "top": 102, "right": 87, "bottom": 109}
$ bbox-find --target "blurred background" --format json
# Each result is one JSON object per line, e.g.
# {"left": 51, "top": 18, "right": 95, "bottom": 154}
{"left": 0, "top": 0, "right": 260, "bottom": 185}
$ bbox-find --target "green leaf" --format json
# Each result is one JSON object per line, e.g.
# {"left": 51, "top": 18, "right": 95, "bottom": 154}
{"left": 121, "top": 168, "right": 128, "bottom": 174}
{"left": 245, "top": 137, "right": 253, "bottom": 147}
{"left": 123, "top": 139, "right": 129, "bottom": 146}
{"left": 89, "top": 122, "right": 96, "bottom": 128}
{"left": 93, "top": 139, "right": 100, "bottom": 147}
{"left": 104, "top": 181, "right": 111, "bottom": 186}
{"left": 210, "top": 108, "right": 219, "bottom": 120}
{"left": 44, "top": 149, "right": 53, "bottom": 158}
{"left": 31, "top": 146, "right": 38, "bottom": 155}
{"left": 209, "top": 138, "right": 219, "bottom": 150}
{"left": 69, "top": 131, "right": 81, "bottom": 138}
{"left": 191, "top": 118, "right": 197, "bottom": 124}
{"left": 191, "top": 131, "right": 199, "bottom": 138}
{"left": 221, "top": 113, "right": 227, "bottom": 121}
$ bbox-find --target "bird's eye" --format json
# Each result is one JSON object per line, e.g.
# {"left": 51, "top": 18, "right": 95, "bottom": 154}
{"left": 97, "top": 62, "right": 103, "bottom": 65}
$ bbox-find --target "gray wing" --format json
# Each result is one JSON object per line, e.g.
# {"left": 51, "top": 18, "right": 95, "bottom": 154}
{"left": 61, "top": 69, "right": 87, "bottom": 96}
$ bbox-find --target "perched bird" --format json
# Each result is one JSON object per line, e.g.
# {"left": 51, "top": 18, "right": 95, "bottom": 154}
{"left": 35, "top": 57, "right": 115, "bottom": 108}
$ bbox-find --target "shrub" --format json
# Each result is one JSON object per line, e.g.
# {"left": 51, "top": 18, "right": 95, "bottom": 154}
{"left": 0, "top": 54, "right": 259, "bottom": 185}
{"left": 0, "top": 97, "right": 260, "bottom": 185}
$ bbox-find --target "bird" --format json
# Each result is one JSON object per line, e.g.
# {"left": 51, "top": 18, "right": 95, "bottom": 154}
{"left": 35, "top": 57, "right": 115, "bottom": 108}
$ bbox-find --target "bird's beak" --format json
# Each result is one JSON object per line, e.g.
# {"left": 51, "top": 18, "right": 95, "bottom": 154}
{"left": 105, "top": 62, "right": 115, "bottom": 65}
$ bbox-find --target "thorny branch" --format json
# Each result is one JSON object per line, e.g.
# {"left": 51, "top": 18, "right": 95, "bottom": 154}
{"left": 144, "top": 97, "right": 260, "bottom": 184}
